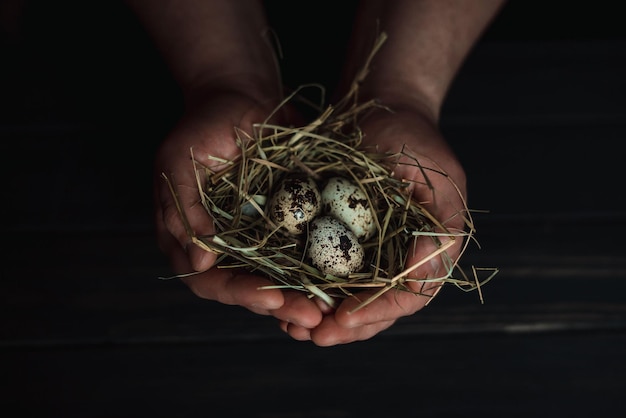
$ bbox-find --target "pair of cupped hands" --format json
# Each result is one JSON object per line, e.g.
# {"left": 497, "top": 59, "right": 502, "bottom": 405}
{"left": 154, "top": 83, "right": 467, "bottom": 346}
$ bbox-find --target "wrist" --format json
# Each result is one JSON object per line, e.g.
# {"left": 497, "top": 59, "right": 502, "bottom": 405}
{"left": 359, "top": 82, "right": 442, "bottom": 125}
{"left": 181, "top": 71, "right": 282, "bottom": 114}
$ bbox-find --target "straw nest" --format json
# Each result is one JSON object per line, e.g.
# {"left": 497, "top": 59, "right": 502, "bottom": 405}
{"left": 164, "top": 33, "right": 497, "bottom": 311}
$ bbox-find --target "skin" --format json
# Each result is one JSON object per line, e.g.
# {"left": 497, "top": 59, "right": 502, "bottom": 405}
{"left": 126, "top": 0, "right": 506, "bottom": 346}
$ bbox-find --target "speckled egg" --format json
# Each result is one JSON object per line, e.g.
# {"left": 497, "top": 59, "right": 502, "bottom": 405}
{"left": 321, "top": 176, "right": 377, "bottom": 241}
{"left": 269, "top": 176, "right": 321, "bottom": 235}
{"left": 307, "top": 216, "right": 365, "bottom": 277}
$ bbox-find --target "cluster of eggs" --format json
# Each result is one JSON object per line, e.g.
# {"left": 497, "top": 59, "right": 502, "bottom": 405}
{"left": 268, "top": 175, "right": 377, "bottom": 278}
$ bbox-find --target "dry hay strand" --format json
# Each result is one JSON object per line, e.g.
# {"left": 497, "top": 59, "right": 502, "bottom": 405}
{"left": 163, "top": 32, "right": 498, "bottom": 311}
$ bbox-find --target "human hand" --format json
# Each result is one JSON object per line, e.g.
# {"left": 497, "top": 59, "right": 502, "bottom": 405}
{"left": 279, "top": 103, "right": 468, "bottom": 346}
{"left": 154, "top": 90, "right": 324, "bottom": 329}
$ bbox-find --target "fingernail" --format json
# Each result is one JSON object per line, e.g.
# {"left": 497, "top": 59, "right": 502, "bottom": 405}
{"left": 252, "top": 301, "right": 282, "bottom": 311}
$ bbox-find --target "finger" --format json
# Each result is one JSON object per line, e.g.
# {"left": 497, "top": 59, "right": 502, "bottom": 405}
{"left": 270, "top": 291, "right": 323, "bottom": 329}
{"left": 331, "top": 285, "right": 434, "bottom": 330}
{"left": 280, "top": 321, "right": 312, "bottom": 342}
{"left": 313, "top": 297, "right": 336, "bottom": 315}
{"left": 327, "top": 234, "right": 450, "bottom": 329}
{"left": 403, "top": 228, "right": 463, "bottom": 301}
{"left": 181, "top": 268, "right": 285, "bottom": 312}
{"left": 309, "top": 314, "right": 396, "bottom": 347}
{"left": 160, "top": 225, "right": 286, "bottom": 314}
{"left": 157, "top": 227, "right": 198, "bottom": 274}
{"left": 155, "top": 169, "right": 217, "bottom": 272}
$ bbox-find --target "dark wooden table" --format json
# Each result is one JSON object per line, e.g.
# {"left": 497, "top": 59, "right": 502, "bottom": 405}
{"left": 2, "top": 1, "right": 625, "bottom": 417}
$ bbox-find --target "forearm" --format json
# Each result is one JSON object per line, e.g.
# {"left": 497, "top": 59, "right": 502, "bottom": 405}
{"left": 125, "top": 0, "right": 280, "bottom": 102}
{"left": 346, "top": 0, "right": 505, "bottom": 120}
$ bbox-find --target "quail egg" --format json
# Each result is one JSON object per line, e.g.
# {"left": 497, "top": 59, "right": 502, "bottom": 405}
{"left": 321, "top": 176, "right": 377, "bottom": 241}
{"left": 307, "top": 216, "right": 365, "bottom": 277}
{"left": 269, "top": 176, "right": 321, "bottom": 235}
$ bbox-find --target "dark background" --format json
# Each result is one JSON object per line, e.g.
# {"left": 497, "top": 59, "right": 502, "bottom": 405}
{"left": 2, "top": 1, "right": 625, "bottom": 417}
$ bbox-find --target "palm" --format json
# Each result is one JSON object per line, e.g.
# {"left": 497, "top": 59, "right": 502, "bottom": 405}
{"left": 301, "top": 108, "right": 468, "bottom": 345}
{"left": 154, "top": 92, "right": 325, "bottom": 330}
